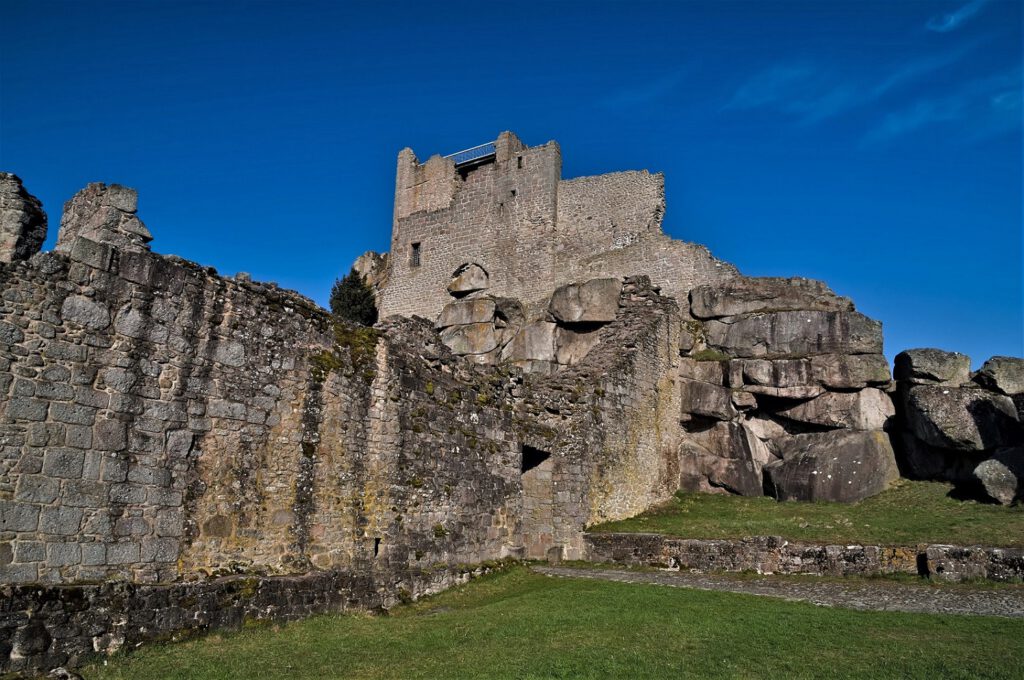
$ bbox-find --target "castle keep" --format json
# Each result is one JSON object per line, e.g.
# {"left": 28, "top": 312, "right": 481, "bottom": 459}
{"left": 1, "top": 135, "right": 1022, "bottom": 674}
{"left": 376, "top": 131, "right": 735, "bottom": 319}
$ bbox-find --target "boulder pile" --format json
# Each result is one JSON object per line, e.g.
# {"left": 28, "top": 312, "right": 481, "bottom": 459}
{"left": 895, "top": 349, "right": 1023, "bottom": 505}
{"left": 435, "top": 277, "right": 622, "bottom": 375}
{"left": 678, "top": 277, "right": 899, "bottom": 503}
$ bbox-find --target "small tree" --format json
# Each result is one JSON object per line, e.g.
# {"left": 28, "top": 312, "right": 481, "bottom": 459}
{"left": 330, "top": 268, "right": 378, "bottom": 326}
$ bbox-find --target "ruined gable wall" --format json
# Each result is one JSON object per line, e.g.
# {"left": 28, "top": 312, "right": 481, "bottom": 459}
{"left": 556, "top": 170, "right": 665, "bottom": 247}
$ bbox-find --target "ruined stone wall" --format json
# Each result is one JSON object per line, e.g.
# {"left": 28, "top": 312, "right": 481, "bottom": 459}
{"left": 0, "top": 242, "right": 337, "bottom": 584}
{"left": 376, "top": 131, "right": 738, "bottom": 321}
{"left": 556, "top": 170, "right": 665, "bottom": 247}
{"left": 509, "top": 278, "right": 685, "bottom": 559}
{"left": 0, "top": 245, "right": 534, "bottom": 584}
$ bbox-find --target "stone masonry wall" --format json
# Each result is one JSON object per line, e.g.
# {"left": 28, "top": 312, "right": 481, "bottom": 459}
{"left": 584, "top": 532, "right": 1024, "bottom": 583}
{"left": 376, "top": 131, "right": 737, "bottom": 321}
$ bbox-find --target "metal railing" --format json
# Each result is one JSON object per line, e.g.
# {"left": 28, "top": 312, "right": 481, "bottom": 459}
{"left": 444, "top": 142, "right": 496, "bottom": 166}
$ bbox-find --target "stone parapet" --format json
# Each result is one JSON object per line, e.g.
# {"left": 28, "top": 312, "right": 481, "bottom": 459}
{"left": 584, "top": 532, "right": 1024, "bottom": 583}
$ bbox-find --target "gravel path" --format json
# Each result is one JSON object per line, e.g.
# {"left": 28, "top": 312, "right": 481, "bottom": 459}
{"left": 533, "top": 566, "right": 1024, "bottom": 618}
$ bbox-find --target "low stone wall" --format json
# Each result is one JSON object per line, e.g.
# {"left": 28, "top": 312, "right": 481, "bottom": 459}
{"left": 584, "top": 533, "right": 1024, "bottom": 582}
{"left": 0, "top": 562, "right": 509, "bottom": 676}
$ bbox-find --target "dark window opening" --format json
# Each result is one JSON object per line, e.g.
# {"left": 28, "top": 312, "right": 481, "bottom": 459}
{"left": 374, "top": 537, "right": 381, "bottom": 557}
{"left": 510, "top": 189, "right": 517, "bottom": 198}
{"left": 410, "top": 242, "right": 421, "bottom": 267}
{"left": 521, "top": 445, "right": 551, "bottom": 474}
{"left": 517, "top": 155, "right": 524, "bottom": 169}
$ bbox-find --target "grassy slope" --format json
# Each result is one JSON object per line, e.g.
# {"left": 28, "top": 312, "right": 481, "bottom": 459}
{"left": 590, "top": 480, "right": 1024, "bottom": 547}
{"left": 87, "top": 568, "right": 1024, "bottom": 680}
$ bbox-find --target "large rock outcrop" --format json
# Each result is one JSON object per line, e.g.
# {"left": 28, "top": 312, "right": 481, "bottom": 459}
{"left": 0, "top": 172, "right": 47, "bottom": 263}
{"left": 435, "top": 277, "right": 622, "bottom": 374}
{"left": 894, "top": 349, "right": 1023, "bottom": 505}
{"left": 678, "top": 277, "right": 897, "bottom": 503}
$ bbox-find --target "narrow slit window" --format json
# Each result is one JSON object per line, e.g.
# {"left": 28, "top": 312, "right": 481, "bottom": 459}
{"left": 517, "top": 156, "right": 524, "bottom": 169}
{"left": 410, "top": 242, "right": 421, "bottom": 267}
{"left": 374, "top": 537, "right": 381, "bottom": 557}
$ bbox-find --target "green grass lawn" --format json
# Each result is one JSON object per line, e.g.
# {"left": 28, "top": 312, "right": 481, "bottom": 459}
{"left": 589, "top": 480, "right": 1024, "bottom": 547}
{"left": 86, "top": 567, "right": 1024, "bottom": 680}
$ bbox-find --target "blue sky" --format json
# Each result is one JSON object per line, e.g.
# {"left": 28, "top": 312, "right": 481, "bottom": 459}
{"left": 1, "top": 0, "right": 1021, "bottom": 365}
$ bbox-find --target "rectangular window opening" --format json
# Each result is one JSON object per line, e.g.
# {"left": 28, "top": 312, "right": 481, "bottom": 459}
{"left": 517, "top": 155, "right": 524, "bottom": 169}
{"left": 374, "top": 537, "right": 381, "bottom": 557}
{"left": 410, "top": 242, "right": 421, "bottom": 267}
{"left": 521, "top": 445, "right": 551, "bottom": 474}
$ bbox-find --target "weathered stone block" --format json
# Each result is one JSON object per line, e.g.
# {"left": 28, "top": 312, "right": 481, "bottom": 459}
{"left": 80, "top": 543, "right": 106, "bottom": 566}
{"left": 436, "top": 298, "right": 496, "bottom": 328}
{"left": 974, "top": 356, "right": 1024, "bottom": 396}
{"left": 65, "top": 424, "right": 93, "bottom": 449}
{"left": 0, "top": 500, "right": 40, "bottom": 531}
{"left": 903, "top": 385, "right": 1021, "bottom": 452}
{"left": 894, "top": 349, "right": 971, "bottom": 387}
{"left": 705, "top": 310, "right": 882, "bottom": 359}
{"left": 107, "top": 542, "right": 141, "bottom": 564}
{"left": 42, "top": 448, "right": 85, "bottom": 479}
{"left": 39, "top": 506, "right": 83, "bottom": 535}
{"left": 6, "top": 397, "right": 48, "bottom": 421}
{"left": 0, "top": 320, "right": 24, "bottom": 345}
{"left": 93, "top": 418, "right": 128, "bottom": 451}
{"left": 680, "top": 379, "right": 737, "bottom": 421}
{"left": 447, "top": 263, "right": 490, "bottom": 296}
{"left": 141, "top": 537, "right": 180, "bottom": 563}
{"left": 971, "top": 448, "right": 1023, "bottom": 506}
{"left": 766, "top": 430, "right": 899, "bottom": 503}
{"left": 689, "top": 277, "right": 853, "bottom": 319}
{"left": 773, "top": 388, "right": 894, "bottom": 431}
{"left": 60, "top": 295, "right": 110, "bottom": 331}
{"left": 46, "top": 542, "right": 81, "bottom": 567}
{"left": 501, "top": 322, "right": 557, "bottom": 363}
{"left": 549, "top": 278, "right": 621, "bottom": 324}
{"left": 50, "top": 403, "right": 96, "bottom": 425}
{"left": 14, "top": 475, "right": 59, "bottom": 503}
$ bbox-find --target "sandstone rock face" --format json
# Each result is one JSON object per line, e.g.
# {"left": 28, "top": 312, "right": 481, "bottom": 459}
{"left": 903, "top": 385, "right": 1020, "bottom": 452}
{"left": 447, "top": 262, "right": 489, "bottom": 296}
{"left": 894, "top": 348, "right": 971, "bottom": 387}
{"left": 973, "top": 356, "right": 1024, "bottom": 396}
{"left": 0, "top": 172, "right": 47, "bottom": 263}
{"left": 972, "top": 449, "right": 1023, "bottom": 506}
{"left": 679, "top": 276, "right": 895, "bottom": 503}
{"left": 353, "top": 250, "right": 388, "bottom": 290}
{"left": 894, "top": 349, "right": 1024, "bottom": 505}
{"left": 436, "top": 278, "right": 626, "bottom": 373}
{"left": 774, "top": 388, "right": 894, "bottom": 431}
{"left": 704, "top": 310, "right": 882, "bottom": 359}
{"left": 690, "top": 277, "right": 853, "bottom": 319}
{"left": 549, "top": 278, "right": 622, "bottom": 324}
{"left": 765, "top": 430, "right": 899, "bottom": 503}
{"left": 54, "top": 182, "right": 152, "bottom": 254}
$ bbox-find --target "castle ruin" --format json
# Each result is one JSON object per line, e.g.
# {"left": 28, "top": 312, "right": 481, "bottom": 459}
{"left": 1, "top": 136, "right": 1021, "bottom": 675}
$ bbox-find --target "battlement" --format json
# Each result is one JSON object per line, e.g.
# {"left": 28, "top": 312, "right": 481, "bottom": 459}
{"left": 376, "top": 131, "right": 737, "bottom": 320}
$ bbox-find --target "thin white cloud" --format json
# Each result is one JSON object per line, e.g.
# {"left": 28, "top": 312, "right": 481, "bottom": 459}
{"left": 725, "top": 44, "right": 975, "bottom": 125}
{"left": 601, "top": 68, "right": 692, "bottom": 110}
{"left": 863, "top": 68, "right": 1022, "bottom": 144}
{"left": 926, "top": 0, "right": 991, "bottom": 32}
